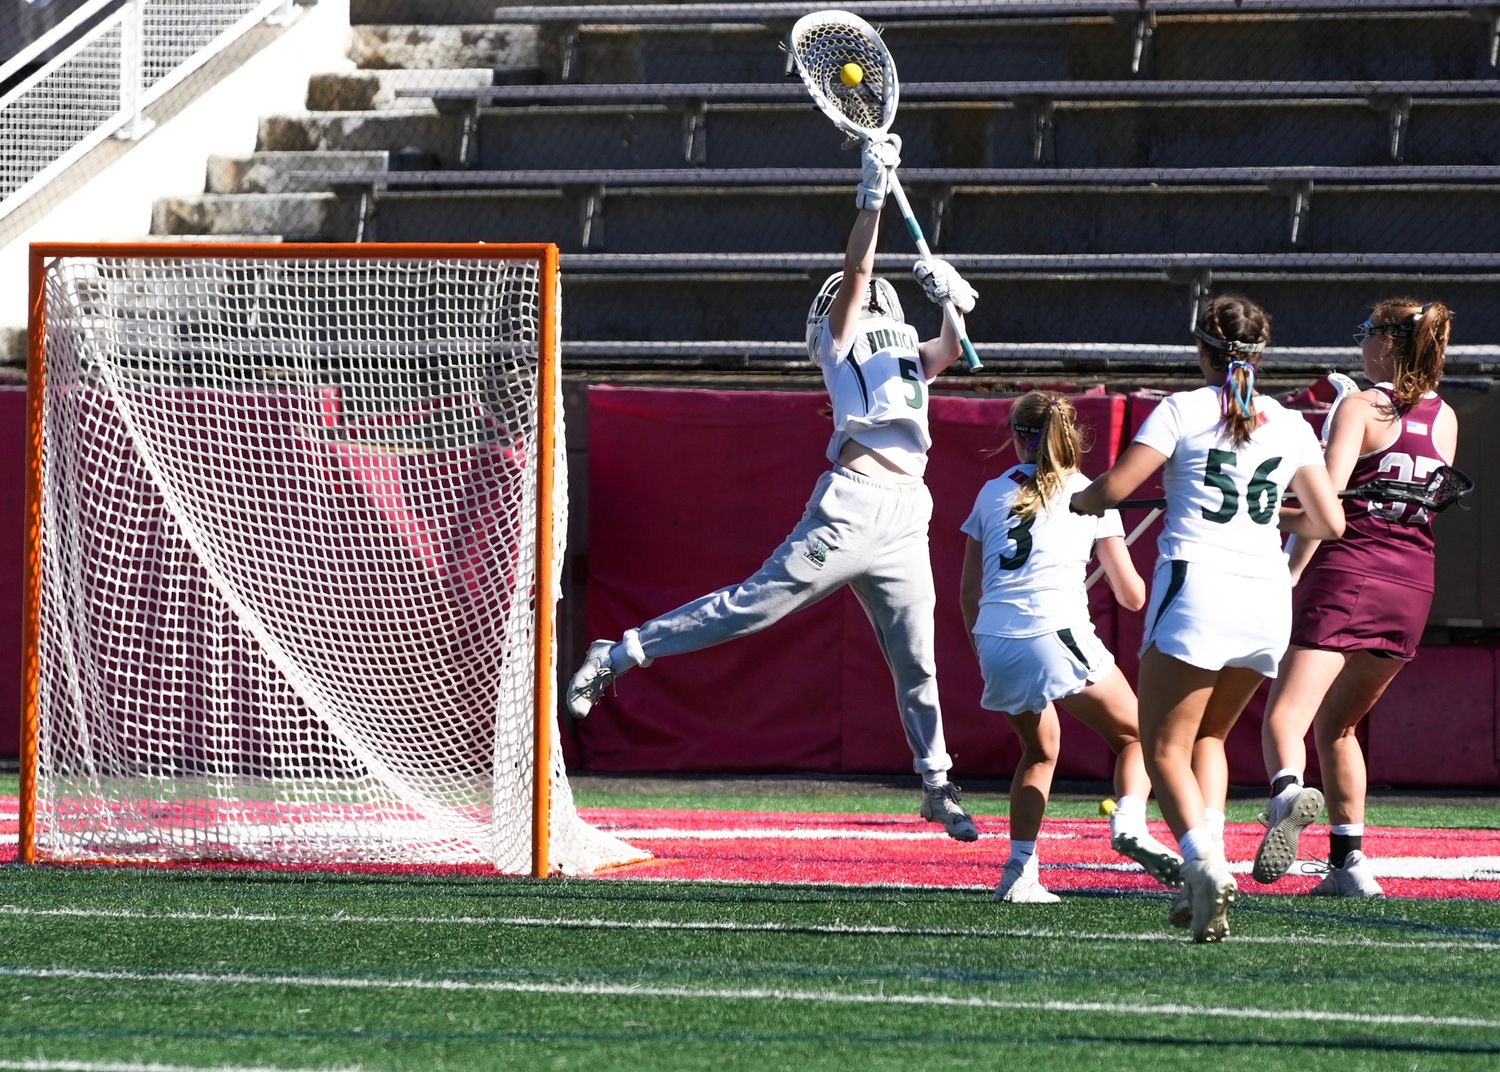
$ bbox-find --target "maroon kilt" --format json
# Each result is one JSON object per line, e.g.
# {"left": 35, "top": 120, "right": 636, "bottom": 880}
{"left": 1289, "top": 565, "right": 1431, "bottom": 660}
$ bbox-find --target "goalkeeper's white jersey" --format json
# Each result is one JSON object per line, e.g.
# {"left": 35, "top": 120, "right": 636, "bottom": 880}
{"left": 815, "top": 316, "right": 932, "bottom": 477}
{"left": 961, "top": 466, "right": 1124, "bottom": 637}
{"left": 1134, "top": 386, "right": 1324, "bottom": 579}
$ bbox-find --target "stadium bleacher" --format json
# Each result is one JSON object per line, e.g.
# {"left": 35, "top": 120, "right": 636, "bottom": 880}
{"left": 144, "top": 1, "right": 1500, "bottom": 369}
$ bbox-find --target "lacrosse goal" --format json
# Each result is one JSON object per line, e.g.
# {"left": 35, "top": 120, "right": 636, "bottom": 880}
{"left": 20, "top": 242, "right": 646, "bottom": 876}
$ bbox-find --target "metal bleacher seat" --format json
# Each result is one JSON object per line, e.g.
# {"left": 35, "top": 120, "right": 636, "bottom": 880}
{"left": 395, "top": 79, "right": 1500, "bottom": 168}
{"left": 479, "top": 2, "right": 1500, "bottom": 83}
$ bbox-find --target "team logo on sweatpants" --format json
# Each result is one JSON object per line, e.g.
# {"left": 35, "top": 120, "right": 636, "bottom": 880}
{"left": 804, "top": 538, "right": 830, "bottom": 567}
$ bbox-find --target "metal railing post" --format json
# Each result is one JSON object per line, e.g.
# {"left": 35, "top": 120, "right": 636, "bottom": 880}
{"left": 116, "top": 0, "right": 153, "bottom": 141}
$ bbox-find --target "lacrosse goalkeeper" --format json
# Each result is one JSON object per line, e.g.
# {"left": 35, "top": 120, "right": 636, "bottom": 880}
{"left": 566, "top": 135, "right": 984, "bottom": 840}
{"left": 1253, "top": 298, "right": 1459, "bottom": 897}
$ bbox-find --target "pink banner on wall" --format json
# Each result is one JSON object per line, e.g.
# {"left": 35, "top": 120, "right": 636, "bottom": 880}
{"left": 574, "top": 386, "right": 1130, "bottom": 779}
{"left": 0, "top": 388, "right": 22, "bottom": 760}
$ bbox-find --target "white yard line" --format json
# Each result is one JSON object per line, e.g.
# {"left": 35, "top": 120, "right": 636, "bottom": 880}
{"left": 0, "top": 1062, "right": 361, "bottom": 1072}
{"left": 1, "top": 904, "right": 1497, "bottom": 950}
{"left": 0, "top": 964, "right": 1497, "bottom": 1030}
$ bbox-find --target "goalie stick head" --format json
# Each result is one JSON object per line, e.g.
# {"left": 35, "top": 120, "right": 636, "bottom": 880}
{"left": 806, "top": 272, "right": 905, "bottom": 360}
{"left": 1319, "top": 371, "right": 1361, "bottom": 449}
{"left": 789, "top": 10, "right": 899, "bottom": 141}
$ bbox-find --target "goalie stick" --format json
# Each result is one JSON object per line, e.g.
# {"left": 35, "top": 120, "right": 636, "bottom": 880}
{"left": 788, "top": 9, "right": 983, "bottom": 371}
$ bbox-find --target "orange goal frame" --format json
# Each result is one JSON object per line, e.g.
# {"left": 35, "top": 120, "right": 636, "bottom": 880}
{"left": 20, "top": 242, "right": 562, "bottom": 878}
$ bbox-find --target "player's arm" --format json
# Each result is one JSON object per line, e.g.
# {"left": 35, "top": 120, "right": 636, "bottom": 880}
{"left": 1093, "top": 535, "right": 1146, "bottom": 611}
{"left": 1434, "top": 399, "right": 1459, "bottom": 465}
{"left": 915, "top": 258, "right": 977, "bottom": 379}
{"left": 959, "top": 537, "right": 984, "bottom": 656}
{"left": 1284, "top": 461, "right": 1344, "bottom": 543}
{"left": 828, "top": 138, "right": 899, "bottom": 353}
{"left": 1281, "top": 393, "right": 1367, "bottom": 576}
{"left": 826, "top": 206, "right": 880, "bottom": 355}
{"left": 1071, "top": 442, "right": 1168, "bottom": 516}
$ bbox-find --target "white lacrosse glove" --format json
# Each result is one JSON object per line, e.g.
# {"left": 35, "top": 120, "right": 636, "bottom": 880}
{"left": 855, "top": 134, "right": 901, "bottom": 211}
{"left": 913, "top": 258, "right": 977, "bottom": 313}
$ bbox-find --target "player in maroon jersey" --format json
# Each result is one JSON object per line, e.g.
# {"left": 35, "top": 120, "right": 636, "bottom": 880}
{"left": 1253, "top": 299, "right": 1458, "bottom": 896}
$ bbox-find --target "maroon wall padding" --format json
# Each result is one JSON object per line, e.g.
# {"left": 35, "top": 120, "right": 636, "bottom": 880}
{"left": 575, "top": 386, "right": 1131, "bottom": 778}
{"left": 0, "top": 388, "right": 22, "bottom": 760}
{"left": 1367, "top": 646, "right": 1500, "bottom": 788}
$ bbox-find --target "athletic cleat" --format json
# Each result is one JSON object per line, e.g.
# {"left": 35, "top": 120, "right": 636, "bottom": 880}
{"left": 566, "top": 639, "right": 622, "bottom": 719}
{"left": 993, "top": 857, "right": 1061, "bottom": 903}
{"left": 1111, "top": 819, "right": 1184, "bottom": 887}
{"left": 1252, "top": 784, "right": 1324, "bottom": 884}
{"left": 1168, "top": 885, "right": 1192, "bottom": 929}
{"left": 1181, "top": 857, "right": 1237, "bottom": 943}
{"left": 920, "top": 782, "right": 979, "bottom": 842}
{"left": 1308, "top": 851, "right": 1385, "bottom": 898}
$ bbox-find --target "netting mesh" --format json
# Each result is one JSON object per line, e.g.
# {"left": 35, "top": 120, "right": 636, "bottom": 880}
{"left": 791, "top": 17, "right": 894, "bottom": 136}
{"left": 30, "top": 249, "right": 647, "bottom": 875}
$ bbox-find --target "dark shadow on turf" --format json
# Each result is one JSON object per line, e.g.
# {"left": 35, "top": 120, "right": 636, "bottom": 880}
{"left": 4, "top": 1025, "right": 1499, "bottom": 1055}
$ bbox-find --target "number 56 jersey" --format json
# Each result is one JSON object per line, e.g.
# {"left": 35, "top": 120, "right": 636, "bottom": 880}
{"left": 1135, "top": 386, "right": 1324, "bottom": 579}
{"left": 961, "top": 466, "right": 1124, "bottom": 637}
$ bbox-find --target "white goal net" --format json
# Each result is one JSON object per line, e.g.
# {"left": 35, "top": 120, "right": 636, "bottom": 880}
{"left": 24, "top": 243, "right": 647, "bottom": 875}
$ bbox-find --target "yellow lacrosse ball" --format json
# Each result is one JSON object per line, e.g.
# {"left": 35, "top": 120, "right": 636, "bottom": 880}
{"left": 839, "top": 62, "right": 864, "bottom": 86}
{"left": 1099, "top": 798, "right": 1118, "bottom": 817}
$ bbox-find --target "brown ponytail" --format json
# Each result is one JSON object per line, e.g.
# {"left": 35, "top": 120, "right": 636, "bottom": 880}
{"left": 1195, "top": 294, "right": 1271, "bottom": 448}
{"left": 1367, "top": 297, "right": 1451, "bottom": 409}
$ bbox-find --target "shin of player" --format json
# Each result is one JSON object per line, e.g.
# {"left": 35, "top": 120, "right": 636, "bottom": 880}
{"left": 567, "top": 136, "right": 984, "bottom": 840}
{"left": 1254, "top": 299, "right": 1458, "bottom": 896}
{"left": 1071, "top": 295, "right": 1344, "bottom": 941}
{"left": 960, "top": 392, "right": 1180, "bottom": 903}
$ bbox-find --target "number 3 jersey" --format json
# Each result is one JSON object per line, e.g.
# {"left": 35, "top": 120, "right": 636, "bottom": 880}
{"left": 1307, "top": 387, "right": 1446, "bottom": 592}
{"left": 815, "top": 315, "right": 932, "bottom": 478}
{"left": 1135, "top": 386, "right": 1324, "bottom": 579}
{"left": 961, "top": 466, "right": 1124, "bottom": 637}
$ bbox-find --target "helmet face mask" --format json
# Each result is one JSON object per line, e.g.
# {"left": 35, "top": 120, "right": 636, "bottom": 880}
{"left": 806, "top": 272, "right": 905, "bottom": 361}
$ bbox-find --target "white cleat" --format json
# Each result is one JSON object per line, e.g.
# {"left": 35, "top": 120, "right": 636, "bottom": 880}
{"left": 1111, "top": 816, "right": 1184, "bottom": 887}
{"left": 993, "top": 857, "right": 1060, "bottom": 903}
{"left": 566, "top": 639, "right": 622, "bottom": 719}
{"left": 1181, "top": 856, "right": 1237, "bottom": 943}
{"left": 1252, "top": 784, "right": 1324, "bottom": 884}
{"left": 920, "top": 782, "right": 979, "bottom": 842}
{"left": 1308, "top": 850, "right": 1385, "bottom": 898}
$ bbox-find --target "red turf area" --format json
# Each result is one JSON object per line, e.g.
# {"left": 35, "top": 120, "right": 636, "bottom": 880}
{"left": 3, "top": 799, "right": 1497, "bottom": 898}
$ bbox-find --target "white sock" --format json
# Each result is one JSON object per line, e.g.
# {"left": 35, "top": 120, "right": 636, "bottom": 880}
{"left": 1009, "top": 840, "right": 1037, "bottom": 866}
{"left": 1115, "top": 795, "right": 1147, "bottom": 821}
{"left": 1330, "top": 823, "right": 1363, "bottom": 837}
{"left": 1204, "top": 808, "right": 1225, "bottom": 845}
{"left": 1179, "top": 827, "right": 1216, "bottom": 864}
{"left": 1273, "top": 767, "right": 1302, "bottom": 786}
{"left": 922, "top": 771, "right": 948, "bottom": 789}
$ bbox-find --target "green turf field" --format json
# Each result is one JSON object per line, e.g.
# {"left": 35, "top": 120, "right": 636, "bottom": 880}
{"left": 4, "top": 776, "right": 1500, "bottom": 1069}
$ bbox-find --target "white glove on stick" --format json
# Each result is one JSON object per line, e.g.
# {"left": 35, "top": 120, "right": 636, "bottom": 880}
{"left": 855, "top": 134, "right": 901, "bottom": 211}
{"left": 913, "top": 258, "right": 977, "bottom": 313}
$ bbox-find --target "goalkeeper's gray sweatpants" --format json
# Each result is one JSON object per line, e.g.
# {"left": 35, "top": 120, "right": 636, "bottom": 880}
{"left": 615, "top": 465, "right": 952, "bottom": 775}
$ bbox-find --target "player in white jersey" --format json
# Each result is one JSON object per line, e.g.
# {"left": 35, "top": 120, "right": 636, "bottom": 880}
{"left": 566, "top": 135, "right": 985, "bottom": 839}
{"left": 960, "top": 391, "right": 1180, "bottom": 903}
{"left": 1072, "top": 295, "right": 1344, "bottom": 942}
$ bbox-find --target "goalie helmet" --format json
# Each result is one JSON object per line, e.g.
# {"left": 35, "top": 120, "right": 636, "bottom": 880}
{"left": 805, "top": 273, "right": 906, "bottom": 360}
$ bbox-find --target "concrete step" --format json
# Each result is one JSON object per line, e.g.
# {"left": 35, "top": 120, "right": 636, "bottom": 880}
{"left": 257, "top": 110, "right": 463, "bottom": 165}
{"left": 207, "top": 152, "right": 391, "bottom": 194}
{"left": 348, "top": 24, "right": 537, "bottom": 71}
{"left": 151, "top": 194, "right": 354, "bottom": 240}
{"left": 306, "top": 68, "right": 495, "bottom": 111}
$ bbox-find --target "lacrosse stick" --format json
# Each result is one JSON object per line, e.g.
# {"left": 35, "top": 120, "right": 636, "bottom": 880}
{"left": 1085, "top": 504, "right": 1161, "bottom": 590}
{"left": 1116, "top": 464, "right": 1474, "bottom": 513}
{"left": 788, "top": 9, "right": 982, "bottom": 372}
